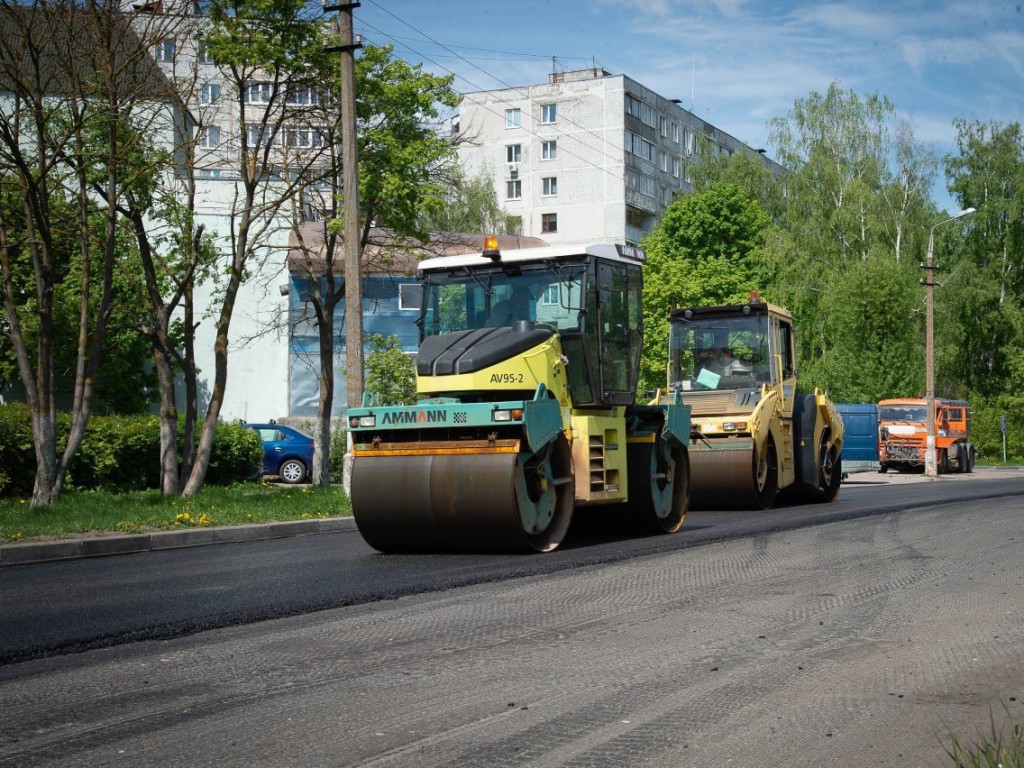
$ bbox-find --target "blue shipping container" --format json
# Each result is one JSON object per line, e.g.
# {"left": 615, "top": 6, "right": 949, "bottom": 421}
{"left": 836, "top": 403, "right": 879, "bottom": 474}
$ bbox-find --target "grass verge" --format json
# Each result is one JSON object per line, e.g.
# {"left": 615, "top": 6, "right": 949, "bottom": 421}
{"left": 0, "top": 482, "right": 352, "bottom": 543}
{"left": 943, "top": 707, "right": 1024, "bottom": 767}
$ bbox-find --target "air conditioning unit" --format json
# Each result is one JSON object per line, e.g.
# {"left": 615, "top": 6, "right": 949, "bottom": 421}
{"left": 508, "top": 162, "right": 518, "bottom": 177}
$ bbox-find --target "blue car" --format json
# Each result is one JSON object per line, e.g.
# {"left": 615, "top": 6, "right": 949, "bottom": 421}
{"left": 248, "top": 422, "right": 315, "bottom": 484}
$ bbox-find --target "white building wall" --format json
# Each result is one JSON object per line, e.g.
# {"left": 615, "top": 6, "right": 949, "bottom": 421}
{"left": 188, "top": 201, "right": 292, "bottom": 422}
{"left": 458, "top": 69, "right": 780, "bottom": 247}
{"left": 137, "top": 6, "right": 298, "bottom": 422}
{"left": 458, "top": 72, "right": 628, "bottom": 245}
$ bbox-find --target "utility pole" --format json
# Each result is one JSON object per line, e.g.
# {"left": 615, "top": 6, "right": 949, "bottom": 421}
{"left": 324, "top": 1, "right": 363, "bottom": 411}
{"left": 324, "top": 1, "right": 362, "bottom": 494}
{"left": 922, "top": 207, "right": 975, "bottom": 476}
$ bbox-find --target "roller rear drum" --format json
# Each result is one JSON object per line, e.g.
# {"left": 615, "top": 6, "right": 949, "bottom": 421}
{"left": 688, "top": 440, "right": 777, "bottom": 510}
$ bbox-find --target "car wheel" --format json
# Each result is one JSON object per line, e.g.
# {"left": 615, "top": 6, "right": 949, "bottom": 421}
{"left": 279, "top": 458, "right": 308, "bottom": 484}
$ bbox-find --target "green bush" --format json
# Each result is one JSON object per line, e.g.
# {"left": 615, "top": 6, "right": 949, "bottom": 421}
{"left": 204, "top": 420, "right": 263, "bottom": 485}
{"left": 0, "top": 403, "right": 37, "bottom": 497}
{"left": 331, "top": 424, "right": 348, "bottom": 479}
{"left": 71, "top": 414, "right": 162, "bottom": 491}
{"left": 0, "top": 404, "right": 263, "bottom": 497}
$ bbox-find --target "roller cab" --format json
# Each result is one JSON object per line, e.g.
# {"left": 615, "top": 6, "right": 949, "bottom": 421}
{"left": 663, "top": 298, "right": 843, "bottom": 509}
{"left": 347, "top": 240, "right": 691, "bottom": 553}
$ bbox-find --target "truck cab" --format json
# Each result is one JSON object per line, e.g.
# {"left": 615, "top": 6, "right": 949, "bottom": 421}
{"left": 877, "top": 398, "right": 974, "bottom": 473}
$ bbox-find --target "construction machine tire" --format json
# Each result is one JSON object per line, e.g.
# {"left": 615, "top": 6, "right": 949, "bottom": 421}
{"left": 351, "top": 434, "right": 574, "bottom": 554}
{"left": 812, "top": 430, "right": 842, "bottom": 503}
{"left": 753, "top": 438, "right": 779, "bottom": 509}
{"left": 627, "top": 436, "right": 689, "bottom": 534}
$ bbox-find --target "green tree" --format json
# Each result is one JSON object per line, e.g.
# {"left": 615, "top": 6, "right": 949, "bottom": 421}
{"left": 287, "top": 42, "right": 461, "bottom": 485}
{"left": 0, "top": 1, "right": 167, "bottom": 505}
{"left": 691, "top": 147, "right": 787, "bottom": 223}
{"left": 639, "top": 183, "right": 773, "bottom": 394}
{"left": 800, "top": 254, "right": 922, "bottom": 400}
{"left": 172, "top": 0, "right": 331, "bottom": 497}
{"left": 943, "top": 119, "right": 1024, "bottom": 397}
{"left": 364, "top": 334, "right": 415, "bottom": 406}
{"left": 421, "top": 165, "right": 522, "bottom": 235}
{"left": 763, "top": 82, "right": 935, "bottom": 397}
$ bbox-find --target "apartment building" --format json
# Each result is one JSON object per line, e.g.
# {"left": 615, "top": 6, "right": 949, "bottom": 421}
{"left": 126, "top": 0, "right": 332, "bottom": 421}
{"left": 456, "top": 68, "right": 781, "bottom": 246}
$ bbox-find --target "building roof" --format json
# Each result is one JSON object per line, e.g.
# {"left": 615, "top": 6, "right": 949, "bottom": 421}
{"left": 287, "top": 223, "right": 547, "bottom": 277}
{"left": 0, "top": 3, "right": 178, "bottom": 104}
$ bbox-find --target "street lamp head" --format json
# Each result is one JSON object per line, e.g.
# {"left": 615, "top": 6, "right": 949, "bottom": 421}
{"left": 954, "top": 206, "right": 977, "bottom": 219}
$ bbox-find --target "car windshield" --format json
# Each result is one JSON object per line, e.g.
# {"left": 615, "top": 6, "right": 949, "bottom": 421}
{"left": 669, "top": 313, "right": 771, "bottom": 390}
{"left": 419, "top": 262, "right": 585, "bottom": 340}
{"left": 879, "top": 405, "right": 927, "bottom": 422}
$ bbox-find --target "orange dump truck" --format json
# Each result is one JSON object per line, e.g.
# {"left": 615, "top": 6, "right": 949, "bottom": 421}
{"left": 877, "top": 397, "right": 975, "bottom": 474}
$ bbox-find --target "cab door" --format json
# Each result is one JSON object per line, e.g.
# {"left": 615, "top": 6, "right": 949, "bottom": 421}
{"left": 596, "top": 260, "right": 639, "bottom": 405}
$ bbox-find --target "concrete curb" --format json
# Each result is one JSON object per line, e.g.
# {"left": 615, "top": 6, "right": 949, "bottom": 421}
{"left": 0, "top": 516, "right": 358, "bottom": 567}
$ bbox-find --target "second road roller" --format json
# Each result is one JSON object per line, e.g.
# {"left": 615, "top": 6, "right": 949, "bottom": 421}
{"left": 346, "top": 237, "right": 692, "bottom": 553}
{"left": 660, "top": 295, "right": 844, "bottom": 509}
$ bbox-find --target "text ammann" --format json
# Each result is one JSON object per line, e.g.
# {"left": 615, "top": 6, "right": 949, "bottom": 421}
{"left": 382, "top": 410, "right": 447, "bottom": 425}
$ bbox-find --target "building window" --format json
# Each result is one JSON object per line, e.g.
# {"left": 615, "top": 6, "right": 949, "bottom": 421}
{"left": 284, "top": 126, "right": 322, "bottom": 148}
{"left": 672, "top": 157, "right": 681, "bottom": 178}
{"left": 196, "top": 168, "right": 222, "bottom": 179}
{"left": 541, "top": 213, "right": 557, "bottom": 233}
{"left": 505, "top": 108, "right": 521, "bottom": 128}
{"left": 153, "top": 38, "right": 176, "bottom": 62}
{"left": 625, "top": 94, "right": 657, "bottom": 127}
{"left": 659, "top": 117, "right": 668, "bottom": 137}
{"left": 541, "top": 140, "right": 556, "bottom": 160}
{"left": 197, "top": 125, "right": 220, "bottom": 149}
{"left": 243, "top": 81, "right": 275, "bottom": 104}
{"left": 658, "top": 151, "right": 669, "bottom": 172}
{"left": 246, "top": 122, "right": 275, "bottom": 147}
{"left": 684, "top": 129, "right": 695, "bottom": 156}
{"left": 639, "top": 174, "right": 656, "bottom": 197}
{"left": 542, "top": 177, "right": 557, "bottom": 197}
{"left": 506, "top": 143, "right": 521, "bottom": 163}
{"left": 671, "top": 122, "right": 679, "bottom": 143}
{"left": 399, "top": 283, "right": 422, "bottom": 311}
{"left": 506, "top": 180, "right": 522, "bottom": 200}
{"left": 540, "top": 103, "right": 557, "bottom": 124}
{"left": 625, "top": 131, "right": 655, "bottom": 162}
{"left": 286, "top": 84, "right": 320, "bottom": 106}
{"left": 197, "top": 42, "right": 215, "bottom": 65}
{"left": 541, "top": 284, "right": 559, "bottom": 305}
{"left": 200, "top": 83, "right": 221, "bottom": 104}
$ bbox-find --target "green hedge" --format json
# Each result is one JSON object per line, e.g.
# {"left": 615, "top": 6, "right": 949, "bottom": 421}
{"left": 0, "top": 404, "right": 262, "bottom": 498}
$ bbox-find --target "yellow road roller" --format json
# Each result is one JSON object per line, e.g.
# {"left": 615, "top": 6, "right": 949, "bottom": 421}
{"left": 346, "top": 238, "right": 692, "bottom": 553}
{"left": 661, "top": 296, "right": 843, "bottom": 509}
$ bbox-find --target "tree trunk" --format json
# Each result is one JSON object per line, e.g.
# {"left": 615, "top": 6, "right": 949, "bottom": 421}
{"left": 312, "top": 309, "right": 335, "bottom": 485}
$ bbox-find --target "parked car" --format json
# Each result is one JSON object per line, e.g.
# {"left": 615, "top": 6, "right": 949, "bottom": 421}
{"left": 248, "top": 422, "right": 314, "bottom": 484}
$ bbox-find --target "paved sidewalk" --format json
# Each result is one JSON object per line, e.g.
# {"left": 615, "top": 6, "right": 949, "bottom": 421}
{"left": 0, "top": 516, "right": 358, "bottom": 568}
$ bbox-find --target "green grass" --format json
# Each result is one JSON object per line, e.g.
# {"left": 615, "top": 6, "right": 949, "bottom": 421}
{"left": 943, "top": 708, "right": 1024, "bottom": 767}
{"left": 0, "top": 482, "right": 352, "bottom": 543}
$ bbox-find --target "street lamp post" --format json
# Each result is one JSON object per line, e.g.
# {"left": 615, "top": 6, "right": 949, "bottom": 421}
{"left": 924, "top": 206, "right": 976, "bottom": 477}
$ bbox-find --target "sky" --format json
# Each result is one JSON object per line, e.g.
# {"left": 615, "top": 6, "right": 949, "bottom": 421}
{"left": 353, "top": 0, "right": 1024, "bottom": 214}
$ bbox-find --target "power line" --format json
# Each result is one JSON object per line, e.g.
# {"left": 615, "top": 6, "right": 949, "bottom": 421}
{"left": 358, "top": 1, "right": 630, "bottom": 170}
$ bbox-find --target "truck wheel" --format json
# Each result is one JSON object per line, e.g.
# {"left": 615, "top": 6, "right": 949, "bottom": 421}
{"left": 753, "top": 438, "right": 778, "bottom": 509}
